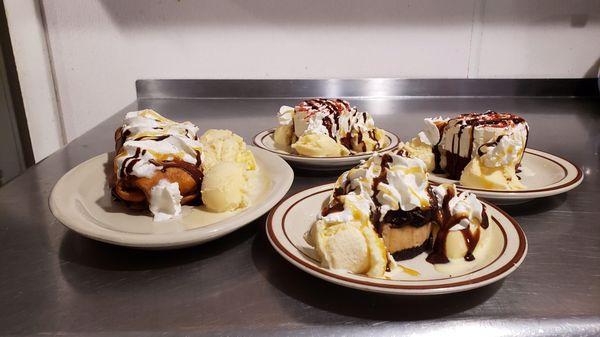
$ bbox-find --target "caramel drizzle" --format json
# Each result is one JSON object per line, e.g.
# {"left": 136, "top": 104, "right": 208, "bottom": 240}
{"left": 322, "top": 148, "right": 490, "bottom": 265}
{"left": 114, "top": 116, "right": 204, "bottom": 204}
{"left": 322, "top": 150, "right": 433, "bottom": 234}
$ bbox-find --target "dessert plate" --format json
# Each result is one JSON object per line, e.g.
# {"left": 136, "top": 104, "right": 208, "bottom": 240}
{"left": 267, "top": 183, "right": 527, "bottom": 295}
{"left": 50, "top": 146, "right": 294, "bottom": 249}
{"left": 253, "top": 129, "right": 399, "bottom": 170}
{"left": 429, "top": 149, "right": 583, "bottom": 205}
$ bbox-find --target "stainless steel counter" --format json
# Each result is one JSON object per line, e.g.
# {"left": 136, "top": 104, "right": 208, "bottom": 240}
{"left": 0, "top": 80, "right": 599, "bottom": 336}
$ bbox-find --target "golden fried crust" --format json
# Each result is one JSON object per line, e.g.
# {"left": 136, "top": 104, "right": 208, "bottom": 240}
{"left": 112, "top": 160, "right": 203, "bottom": 208}
{"left": 111, "top": 121, "right": 205, "bottom": 209}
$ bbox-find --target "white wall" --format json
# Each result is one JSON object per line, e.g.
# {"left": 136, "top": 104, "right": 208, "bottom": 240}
{"left": 9, "top": 0, "right": 600, "bottom": 160}
{"left": 4, "top": 0, "right": 64, "bottom": 161}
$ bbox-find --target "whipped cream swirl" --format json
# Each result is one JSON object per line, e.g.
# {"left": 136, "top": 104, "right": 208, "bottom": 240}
{"left": 277, "top": 106, "right": 294, "bottom": 126}
{"left": 376, "top": 154, "right": 430, "bottom": 217}
{"left": 335, "top": 156, "right": 382, "bottom": 204}
{"left": 432, "top": 184, "right": 484, "bottom": 231}
{"left": 292, "top": 99, "right": 377, "bottom": 142}
{"left": 116, "top": 109, "right": 203, "bottom": 179}
{"left": 418, "top": 117, "right": 448, "bottom": 146}
{"left": 149, "top": 179, "right": 183, "bottom": 221}
{"left": 479, "top": 134, "right": 523, "bottom": 168}
{"left": 320, "top": 194, "right": 372, "bottom": 225}
{"left": 123, "top": 109, "right": 198, "bottom": 139}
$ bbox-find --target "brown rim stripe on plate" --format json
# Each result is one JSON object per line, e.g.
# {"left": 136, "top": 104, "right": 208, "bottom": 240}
{"left": 266, "top": 184, "right": 527, "bottom": 291}
{"left": 438, "top": 149, "right": 583, "bottom": 194}
{"left": 253, "top": 129, "right": 399, "bottom": 159}
{"left": 281, "top": 188, "right": 509, "bottom": 283}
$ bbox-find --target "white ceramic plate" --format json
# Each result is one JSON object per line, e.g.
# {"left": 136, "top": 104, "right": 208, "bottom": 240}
{"left": 253, "top": 129, "right": 399, "bottom": 170}
{"left": 266, "top": 183, "right": 527, "bottom": 295}
{"left": 429, "top": 149, "right": 583, "bottom": 205}
{"left": 50, "top": 146, "right": 294, "bottom": 249}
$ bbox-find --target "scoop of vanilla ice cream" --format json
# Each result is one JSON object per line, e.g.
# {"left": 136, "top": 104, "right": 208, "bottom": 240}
{"left": 431, "top": 184, "right": 492, "bottom": 260}
{"left": 460, "top": 155, "right": 525, "bottom": 190}
{"left": 352, "top": 128, "right": 387, "bottom": 152}
{"left": 200, "top": 129, "right": 256, "bottom": 171}
{"left": 292, "top": 133, "right": 350, "bottom": 157}
{"left": 149, "top": 179, "right": 183, "bottom": 221}
{"left": 444, "top": 228, "right": 491, "bottom": 260}
{"left": 201, "top": 162, "right": 248, "bottom": 212}
{"left": 314, "top": 220, "right": 371, "bottom": 274}
{"left": 313, "top": 220, "right": 387, "bottom": 277}
{"left": 310, "top": 194, "right": 387, "bottom": 277}
{"left": 459, "top": 133, "right": 526, "bottom": 190}
{"left": 401, "top": 138, "right": 435, "bottom": 172}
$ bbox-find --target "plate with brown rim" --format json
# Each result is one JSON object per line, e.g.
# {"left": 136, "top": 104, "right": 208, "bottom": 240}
{"left": 266, "top": 183, "right": 527, "bottom": 295}
{"left": 428, "top": 148, "right": 583, "bottom": 205}
{"left": 253, "top": 129, "right": 399, "bottom": 170}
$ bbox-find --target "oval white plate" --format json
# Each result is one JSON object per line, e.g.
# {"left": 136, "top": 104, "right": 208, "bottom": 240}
{"left": 266, "top": 183, "right": 527, "bottom": 295}
{"left": 253, "top": 129, "right": 399, "bottom": 170}
{"left": 50, "top": 146, "right": 294, "bottom": 249}
{"left": 429, "top": 149, "right": 583, "bottom": 205}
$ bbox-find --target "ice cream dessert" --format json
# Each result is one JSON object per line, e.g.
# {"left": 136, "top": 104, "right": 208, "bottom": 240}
{"left": 199, "top": 129, "right": 256, "bottom": 172}
{"left": 273, "top": 99, "right": 387, "bottom": 157}
{"left": 199, "top": 129, "right": 257, "bottom": 212}
{"left": 427, "top": 183, "right": 491, "bottom": 264}
{"left": 111, "top": 109, "right": 256, "bottom": 221}
{"left": 306, "top": 193, "right": 388, "bottom": 277}
{"left": 306, "top": 149, "right": 491, "bottom": 277}
{"left": 404, "top": 110, "right": 529, "bottom": 190}
{"left": 459, "top": 135, "right": 526, "bottom": 190}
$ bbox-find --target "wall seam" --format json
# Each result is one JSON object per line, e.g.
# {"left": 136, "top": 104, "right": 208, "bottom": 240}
{"left": 466, "top": 0, "right": 476, "bottom": 78}
{"left": 467, "top": 0, "right": 485, "bottom": 79}
{"left": 37, "top": 0, "right": 67, "bottom": 145}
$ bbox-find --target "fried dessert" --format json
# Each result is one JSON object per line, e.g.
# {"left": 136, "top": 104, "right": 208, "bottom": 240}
{"left": 111, "top": 109, "right": 255, "bottom": 221}
{"left": 273, "top": 98, "right": 386, "bottom": 157}
{"left": 306, "top": 149, "right": 491, "bottom": 277}
{"left": 403, "top": 110, "right": 529, "bottom": 190}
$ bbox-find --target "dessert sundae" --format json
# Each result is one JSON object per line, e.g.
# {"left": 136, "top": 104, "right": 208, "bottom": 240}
{"left": 403, "top": 110, "right": 529, "bottom": 190}
{"left": 111, "top": 109, "right": 256, "bottom": 221}
{"left": 273, "top": 98, "right": 387, "bottom": 157}
{"left": 306, "top": 149, "right": 492, "bottom": 278}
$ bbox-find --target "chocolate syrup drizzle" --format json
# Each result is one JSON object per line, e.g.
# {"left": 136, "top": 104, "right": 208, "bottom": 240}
{"left": 426, "top": 187, "right": 489, "bottom": 264}
{"left": 321, "top": 148, "right": 490, "bottom": 264}
{"left": 297, "top": 98, "right": 381, "bottom": 153}
{"left": 437, "top": 110, "right": 528, "bottom": 179}
{"left": 112, "top": 124, "right": 204, "bottom": 205}
{"left": 477, "top": 135, "right": 505, "bottom": 157}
